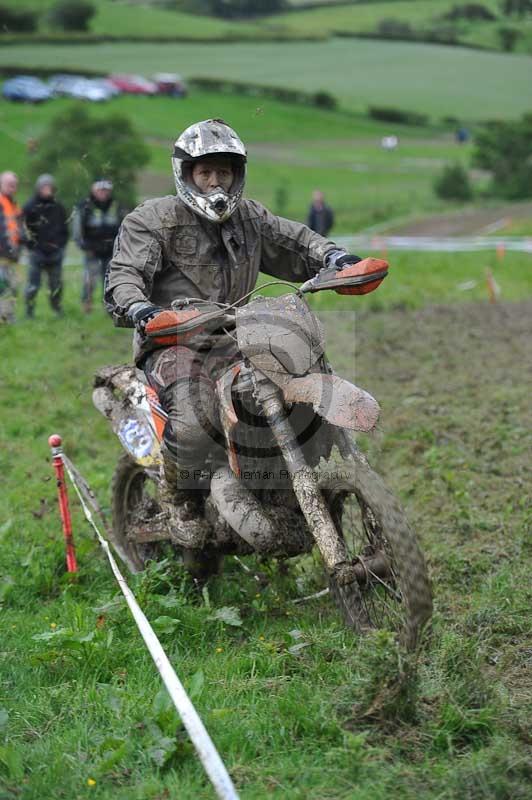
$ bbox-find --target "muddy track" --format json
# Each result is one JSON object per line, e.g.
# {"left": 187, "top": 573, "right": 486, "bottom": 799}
{"left": 324, "top": 299, "right": 532, "bottom": 533}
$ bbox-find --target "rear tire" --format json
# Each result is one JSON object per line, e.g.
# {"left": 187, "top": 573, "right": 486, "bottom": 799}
{"left": 111, "top": 453, "right": 161, "bottom": 573}
{"left": 320, "top": 456, "right": 432, "bottom": 650}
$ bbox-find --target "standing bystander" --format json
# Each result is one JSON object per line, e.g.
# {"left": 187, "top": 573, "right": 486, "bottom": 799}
{"left": 23, "top": 174, "right": 69, "bottom": 318}
{"left": 0, "top": 171, "right": 23, "bottom": 323}
{"left": 307, "top": 190, "right": 334, "bottom": 237}
{"left": 73, "top": 179, "right": 125, "bottom": 313}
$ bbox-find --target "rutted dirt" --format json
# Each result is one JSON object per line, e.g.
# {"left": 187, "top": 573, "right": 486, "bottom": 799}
{"left": 324, "top": 300, "right": 531, "bottom": 538}
{"left": 386, "top": 201, "right": 532, "bottom": 236}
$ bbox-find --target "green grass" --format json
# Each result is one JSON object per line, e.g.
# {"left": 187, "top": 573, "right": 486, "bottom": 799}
{"left": 0, "top": 91, "right": 480, "bottom": 232}
{"left": 1, "top": 253, "right": 531, "bottom": 797}
{"left": 4, "top": 0, "right": 532, "bottom": 53}
{"left": 266, "top": 0, "right": 532, "bottom": 53}
{"left": 1, "top": 38, "right": 531, "bottom": 119}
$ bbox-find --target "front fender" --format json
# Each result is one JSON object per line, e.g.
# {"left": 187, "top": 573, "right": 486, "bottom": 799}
{"left": 282, "top": 374, "right": 379, "bottom": 432}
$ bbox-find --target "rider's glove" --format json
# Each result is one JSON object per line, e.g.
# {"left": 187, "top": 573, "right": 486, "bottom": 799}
{"left": 128, "top": 302, "right": 164, "bottom": 334}
{"left": 324, "top": 249, "right": 362, "bottom": 271}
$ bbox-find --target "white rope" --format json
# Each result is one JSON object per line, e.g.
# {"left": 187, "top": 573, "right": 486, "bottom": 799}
{"left": 61, "top": 456, "right": 240, "bottom": 800}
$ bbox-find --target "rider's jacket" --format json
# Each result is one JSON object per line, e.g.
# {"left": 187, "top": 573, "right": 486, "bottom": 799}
{"left": 105, "top": 195, "right": 338, "bottom": 363}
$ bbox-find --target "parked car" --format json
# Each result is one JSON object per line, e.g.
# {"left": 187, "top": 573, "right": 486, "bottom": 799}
{"left": 69, "top": 79, "right": 114, "bottom": 102}
{"left": 49, "top": 75, "right": 113, "bottom": 102}
{"left": 108, "top": 74, "right": 158, "bottom": 95}
{"left": 49, "top": 74, "right": 85, "bottom": 96}
{"left": 152, "top": 72, "right": 187, "bottom": 98}
{"left": 2, "top": 76, "right": 52, "bottom": 103}
{"left": 91, "top": 78, "right": 122, "bottom": 98}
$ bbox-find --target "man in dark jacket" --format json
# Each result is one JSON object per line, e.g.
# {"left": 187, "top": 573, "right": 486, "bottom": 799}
{"left": 73, "top": 178, "right": 125, "bottom": 313}
{"left": 0, "top": 171, "right": 23, "bottom": 323}
{"left": 307, "top": 189, "right": 334, "bottom": 237}
{"left": 106, "top": 119, "right": 361, "bottom": 535}
{"left": 23, "top": 174, "right": 69, "bottom": 318}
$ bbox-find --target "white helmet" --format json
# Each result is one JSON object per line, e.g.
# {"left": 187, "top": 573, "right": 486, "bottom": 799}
{"left": 172, "top": 118, "right": 247, "bottom": 223}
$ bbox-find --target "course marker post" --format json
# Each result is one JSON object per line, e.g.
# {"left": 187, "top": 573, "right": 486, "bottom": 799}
{"left": 48, "top": 434, "right": 78, "bottom": 573}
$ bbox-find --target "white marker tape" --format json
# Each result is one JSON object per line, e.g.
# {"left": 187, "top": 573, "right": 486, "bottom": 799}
{"left": 61, "top": 455, "right": 240, "bottom": 800}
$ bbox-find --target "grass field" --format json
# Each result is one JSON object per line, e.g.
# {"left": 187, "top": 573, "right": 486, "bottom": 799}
{"left": 1, "top": 252, "right": 531, "bottom": 798}
{"left": 1, "top": 38, "right": 531, "bottom": 120}
{"left": 0, "top": 91, "right": 480, "bottom": 232}
{"left": 3, "top": 0, "right": 532, "bottom": 52}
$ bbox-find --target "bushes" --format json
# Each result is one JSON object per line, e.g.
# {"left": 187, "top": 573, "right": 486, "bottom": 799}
{"left": 29, "top": 106, "right": 149, "bottom": 209}
{"left": 497, "top": 25, "right": 521, "bottom": 50}
{"left": 473, "top": 112, "right": 532, "bottom": 199}
{"left": 434, "top": 164, "right": 473, "bottom": 201}
{"left": 48, "top": 0, "right": 96, "bottom": 32}
{"left": 441, "top": 3, "right": 497, "bottom": 21}
{"left": 0, "top": 4, "right": 38, "bottom": 32}
{"left": 189, "top": 77, "right": 338, "bottom": 110}
{"left": 376, "top": 18, "right": 414, "bottom": 39}
{"left": 183, "top": 0, "right": 286, "bottom": 17}
{"left": 368, "top": 106, "right": 429, "bottom": 127}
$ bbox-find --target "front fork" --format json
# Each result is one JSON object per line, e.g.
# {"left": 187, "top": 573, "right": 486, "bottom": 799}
{"left": 257, "top": 380, "right": 356, "bottom": 585}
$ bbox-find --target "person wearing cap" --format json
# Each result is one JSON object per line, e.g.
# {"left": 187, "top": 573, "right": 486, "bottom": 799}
{"left": 73, "top": 179, "right": 126, "bottom": 313}
{"left": 23, "top": 174, "right": 69, "bottom": 318}
{"left": 0, "top": 171, "right": 23, "bottom": 323}
{"left": 105, "top": 118, "right": 361, "bottom": 536}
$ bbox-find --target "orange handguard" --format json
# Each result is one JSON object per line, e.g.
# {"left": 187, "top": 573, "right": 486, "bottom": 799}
{"left": 334, "top": 257, "right": 389, "bottom": 295}
{"left": 145, "top": 308, "right": 205, "bottom": 346}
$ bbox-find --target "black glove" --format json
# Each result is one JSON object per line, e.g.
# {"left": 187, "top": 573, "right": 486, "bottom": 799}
{"left": 129, "top": 302, "right": 164, "bottom": 334}
{"left": 325, "top": 250, "right": 362, "bottom": 271}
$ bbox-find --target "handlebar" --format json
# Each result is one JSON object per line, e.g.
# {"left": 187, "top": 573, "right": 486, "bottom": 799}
{"left": 144, "top": 257, "right": 389, "bottom": 342}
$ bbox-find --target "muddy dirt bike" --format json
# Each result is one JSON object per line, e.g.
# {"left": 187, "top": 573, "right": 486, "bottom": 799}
{"left": 94, "top": 258, "right": 432, "bottom": 649}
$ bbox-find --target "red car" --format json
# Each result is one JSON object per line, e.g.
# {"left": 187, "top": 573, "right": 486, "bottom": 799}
{"left": 108, "top": 74, "right": 158, "bottom": 95}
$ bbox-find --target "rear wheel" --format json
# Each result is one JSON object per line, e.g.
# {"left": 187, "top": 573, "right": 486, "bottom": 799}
{"left": 111, "top": 453, "right": 162, "bottom": 573}
{"left": 320, "top": 457, "right": 432, "bottom": 650}
{"left": 111, "top": 454, "right": 223, "bottom": 581}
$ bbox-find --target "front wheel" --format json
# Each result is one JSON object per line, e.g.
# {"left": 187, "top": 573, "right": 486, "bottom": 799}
{"left": 320, "top": 457, "right": 432, "bottom": 650}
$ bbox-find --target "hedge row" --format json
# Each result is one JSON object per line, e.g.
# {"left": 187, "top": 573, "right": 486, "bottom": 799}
{"left": 0, "top": 31, "right": 325, "bottom": 45}
{"left": 188, "top": 77, "right": 338, "bottom": 109}
{"left": 368, "top": 106, "right": 429, "bottom": 127}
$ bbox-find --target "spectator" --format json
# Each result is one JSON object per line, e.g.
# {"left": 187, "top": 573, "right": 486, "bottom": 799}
{"left": 73, "top": 178, "right": 126, "bottom": 313}
{"left": 381, "top": 135, "right": 399, "bottom": 151}
{"left": 455, "top": 127, "right": 470, "bottom": 144}
{"left": 23, "top": 174, "right": 69, "bottom": 319}
{"left": 307, "top": 190, "right": 334, "bottom": 237}
{"left": 0, "top": 171, "right": 23, "bottom": 324}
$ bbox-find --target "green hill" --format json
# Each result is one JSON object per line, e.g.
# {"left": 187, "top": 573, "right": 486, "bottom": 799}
{"left": 1, "top": 38, "right": 531, "bottom": 120}
{"left": 2, "top": 0, "right": 532, "bottom": 51}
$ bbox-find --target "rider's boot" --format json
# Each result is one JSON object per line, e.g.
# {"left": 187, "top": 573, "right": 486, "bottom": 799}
{"left": 159, "top": 446, "right": 210, "bottom": 549}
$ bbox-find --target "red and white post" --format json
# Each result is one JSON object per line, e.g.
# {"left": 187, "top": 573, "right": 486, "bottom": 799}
{"left": 48, "top": 434, "right": 78, "bottom": 573}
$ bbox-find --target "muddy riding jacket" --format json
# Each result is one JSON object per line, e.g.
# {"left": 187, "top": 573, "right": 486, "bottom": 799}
{"left": 105, "top": 196, "right": 338, "bottom": 364}
{"left": 0, "top": 193, "right": 23, "bottom": 262}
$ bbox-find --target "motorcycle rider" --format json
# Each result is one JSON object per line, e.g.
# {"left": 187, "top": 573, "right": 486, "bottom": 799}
{"left": 105, "top": 118, "right": 361, "bottom": 535}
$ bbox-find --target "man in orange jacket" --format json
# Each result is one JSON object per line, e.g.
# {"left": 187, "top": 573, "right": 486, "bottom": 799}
{"left": 0, "top": 171, "right": 23, "bottom": 323}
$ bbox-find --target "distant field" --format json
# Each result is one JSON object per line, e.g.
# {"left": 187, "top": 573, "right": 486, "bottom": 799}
{"left": 3, "top": 0, "right": 532, "bottom": 52}
{"left": 1, "top": 39, "right": 531, "bottom": 119}
{"left": 0, "top": 92, "right": 476, "bottom": 231}
{"left": 266, "top": 0, "right": 532, "bottom": 52}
